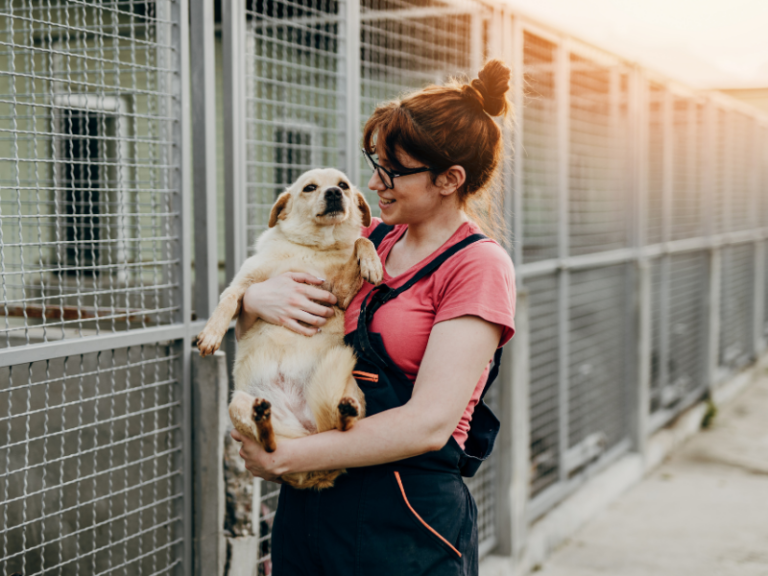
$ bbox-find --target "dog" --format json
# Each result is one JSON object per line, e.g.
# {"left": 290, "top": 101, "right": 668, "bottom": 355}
{"left": 196, "top": 168, "right": 383, "bottom": 489}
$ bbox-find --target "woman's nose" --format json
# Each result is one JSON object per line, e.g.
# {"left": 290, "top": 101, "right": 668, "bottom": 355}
{"left": 368, "top": 169, "right": 385, "bottom": 191}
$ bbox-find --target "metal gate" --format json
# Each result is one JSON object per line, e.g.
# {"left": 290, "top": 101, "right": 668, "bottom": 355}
{"left": 0, "top": 1, "right": 192, "bottom": 574}
{"left": 215, "top": 0, "right": 504, "bottom": 566}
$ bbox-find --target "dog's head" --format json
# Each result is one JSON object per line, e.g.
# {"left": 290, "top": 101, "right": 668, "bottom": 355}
{"left": 268, "top": 168, "right": 372, "bottom": 246}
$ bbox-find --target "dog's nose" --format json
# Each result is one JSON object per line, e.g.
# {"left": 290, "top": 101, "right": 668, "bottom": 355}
{"left": 325, "top": 187, "right": 342, "bottom": 199}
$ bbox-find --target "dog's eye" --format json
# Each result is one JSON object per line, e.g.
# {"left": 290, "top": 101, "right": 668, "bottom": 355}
{"left": 302, "top": 184, "right": 317, "bottom": 193}
{"left": 338, "top": 181, "right": 349, "bottom": 190}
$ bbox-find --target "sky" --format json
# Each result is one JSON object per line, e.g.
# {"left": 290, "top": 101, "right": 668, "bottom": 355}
{"left": 504, "top": 0, "right": 768, "bottom": 89}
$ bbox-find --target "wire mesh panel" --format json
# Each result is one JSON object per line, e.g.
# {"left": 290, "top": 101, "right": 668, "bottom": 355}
{"left": 712, "top": 108, "right": 728, "bottom": 235}
{"left": 719, "top": 244, "right": 755, "bottom": 372}
{"left": 521, "top": 32, "right": 558, "bottom": 263}
{"left": 0, "top": 1, "right": 182, "bottom": 346}
{"left": 650, "top": 252, "right": 708, "bottom": 419}
{"left": 0, "top": 343, "right": 185, "bottom": 576}
{"left": 649, "top": 257, "right": 663, "bottom": 413}
{"left": 359, "top": 0, "right": 483, "bottom": 207}
{"left": 242, "top": 0, "right": 345, "bottom": 249}
{"left": 569, "top": 55, "right": 629, "bottom": 256}
{"left": 527, "top": 274, "right": 560, "bottom": 497}
{"left": 667, "top": 252, "right": 707, "bottom": 402}
{"left": 255, "top": 479, "right": 281, "bottom": 576}
{"left": 671, "top": 97, "right": 702, "bottom": 241}
{"left": 568, "top": 265, "right": 629, "bottom": 471}
{"left": 464, "top": 373, "right": 500, "bottom": 556}
{"left": 646, "top": 84, "right": 665, "bottom": 245}
{"left": 730, "top": 113, "right": 752, "bottom": 232}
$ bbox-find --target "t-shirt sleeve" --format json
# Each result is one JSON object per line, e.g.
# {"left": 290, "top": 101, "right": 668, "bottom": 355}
{"left": 360, "top": 216, "right": 384, "bottom": 239}
{"left": 433, "top": 240, "right": 516, "bottom": 347}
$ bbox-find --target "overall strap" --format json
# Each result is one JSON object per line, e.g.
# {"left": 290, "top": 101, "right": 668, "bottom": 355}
{"left": 367, "top": 222, "right": 394, "bottom": 249}
{"left": 361, "top": 233, "right": 487, "bottom": 326}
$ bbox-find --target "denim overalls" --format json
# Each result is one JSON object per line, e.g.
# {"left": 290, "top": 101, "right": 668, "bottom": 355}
{"left": 270, "top": 224, "right": 502, "bottom": 576}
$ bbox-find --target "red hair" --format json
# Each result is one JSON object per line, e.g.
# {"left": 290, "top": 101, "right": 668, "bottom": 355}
{"left": 362, "top": 59, "right": 513, "bottom": 242}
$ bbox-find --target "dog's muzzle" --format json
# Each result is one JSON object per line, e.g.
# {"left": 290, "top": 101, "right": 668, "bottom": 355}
{"left": 322, "top": 187, "right": 344, "bottom": 215}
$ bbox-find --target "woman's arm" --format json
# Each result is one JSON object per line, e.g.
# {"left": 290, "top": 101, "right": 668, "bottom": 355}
{"left": 233, "top": 315, "right": 502, "bottom": 478}
{"left": 235, "top": 272, "right": 337, "bottom": 339}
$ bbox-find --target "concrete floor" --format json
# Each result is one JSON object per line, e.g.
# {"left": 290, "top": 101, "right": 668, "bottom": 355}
{"left": 535, "top": 373, "right": 768, "bottom": 576}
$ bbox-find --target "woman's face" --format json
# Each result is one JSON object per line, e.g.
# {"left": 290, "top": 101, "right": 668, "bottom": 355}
{"left": 367, "top": 148, "right": 443, "bottom": 226}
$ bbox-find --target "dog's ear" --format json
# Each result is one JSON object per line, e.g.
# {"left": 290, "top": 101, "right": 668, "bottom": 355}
{"left": 268, "top": 192, "right": 292, "bottom": 228}
{"left": 356, "top": 191, "right": 372, "bottom": 227}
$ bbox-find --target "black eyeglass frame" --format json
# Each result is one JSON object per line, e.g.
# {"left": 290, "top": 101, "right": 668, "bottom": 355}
{"left": 361, "top": 148, "right": 435, "bottom": 189}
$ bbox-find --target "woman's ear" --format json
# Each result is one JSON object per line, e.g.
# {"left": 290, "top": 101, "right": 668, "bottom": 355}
{"left": 357, "top": 191, "right": 372, "bottom": 227}
{"left": 435, "top": 165, "right": 467, "bottom": 196}
{"left": 268, "top": 192, "right": 292, "bottom": 228}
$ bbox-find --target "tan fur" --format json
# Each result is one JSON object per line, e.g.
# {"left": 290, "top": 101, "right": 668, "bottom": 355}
{"left": 197, "top": 168, "right": 382, "bottom": 489}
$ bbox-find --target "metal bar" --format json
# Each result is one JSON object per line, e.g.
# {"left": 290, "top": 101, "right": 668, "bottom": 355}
{"left": 175, "top": 0, "right": 195, "bottom": 572}
{"left": 191, "top": 352, "right": 228, "bottom": 576}
{"left": 470, "top": 13, "right": 485, "bottom": 74}
{"left": 511, "top": 15, "right": 524, "bottom": 268}
{"left": 508, "top": 287, "right": 530, "bottom": 558}
{"left": 0, "top": 324, "right": 188, "bottom": 368}
{"left": 754, "top": 241, "right": 765, "bottom": 355}
{"left": 631, "top": 66, "right": 650, "bottom": 455}
{"left": 343, "top": 0, "right": 361, "bottom": 182}
{"left": 222, "top": 0, "right": 246, "bottom": 283}
{"left": 556, "top": 36, "right": 570, "bottom": 483}
{"left": 190, "top": 0, "right": 219, "bottom": 319}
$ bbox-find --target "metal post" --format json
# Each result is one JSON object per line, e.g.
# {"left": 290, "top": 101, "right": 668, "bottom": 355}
{"left": 556, "top": 37, "right": 570, "bottom": 483}
{"left": 470, "top": 14, "right": 485, "bottom": 74}
{"left": 343, "top": 0, "right": 361, "bottom": 183}
{"left": 511, "top": 17, "right": 524, "bottom": 268}
{"left": 507, "top": 289, "right": 530, "bottom": 562}
{"left": 223, "top": 0, "right": 247, "bottom": 282}
{"left": 630, "top": 66, "right": 650, "bottom": 455}
{"left": 192, "top": 352, "right": 229, "bottom": 576}
{"left": 755, "top": 241, "right": 766, "bottom": 355}
{"left": 173, "top": 0, "right": 194, "bottom": 571}
{"left": 190, "top": 0, "right": 219, "bottom": 319}
{"left": 753, "top": 122, "right": 766, "bottom": 354}
{"left": 658, "top": 88, "right": 672, "bottom": 403}
{"left": 707, "top": 247, "right": 722, "bottom": 388}
{"left": 492, "top": 13, "right": 525, "bottom": 559}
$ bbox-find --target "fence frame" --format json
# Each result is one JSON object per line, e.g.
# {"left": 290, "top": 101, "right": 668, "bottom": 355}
{"left": 0, "top": 1, "right": 195, "bottom": 574}
{"left": 202, "top": 2, "right": 768, "bottom": 568}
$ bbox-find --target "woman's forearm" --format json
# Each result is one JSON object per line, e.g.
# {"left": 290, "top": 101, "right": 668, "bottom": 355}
{"left": 272, "top": 403, "right": 445, "bottom": 475}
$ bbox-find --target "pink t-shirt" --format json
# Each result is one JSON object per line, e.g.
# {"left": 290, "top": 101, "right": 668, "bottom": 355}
{"left": 344, "top": 218, "right": 516, "bottom": 448}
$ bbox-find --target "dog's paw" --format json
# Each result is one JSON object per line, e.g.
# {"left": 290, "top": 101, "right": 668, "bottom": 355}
{"left": 338, "top": 397, "right": 361, "bottom": 431}
{"left": 196, "top": 327, "right": 223, "bottom": 357}
{"left": 359, "top": 253, "right": 383, "bottom": 286}
{"left": 252, "top": 398, "right": 272, "bottom": 422}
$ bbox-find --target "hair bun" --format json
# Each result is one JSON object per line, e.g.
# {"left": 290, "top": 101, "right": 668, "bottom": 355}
{"left": 469, "top": 59, "right": 511, "bottom": 117}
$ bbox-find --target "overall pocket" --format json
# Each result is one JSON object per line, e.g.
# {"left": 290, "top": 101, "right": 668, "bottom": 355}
{"left": 356, "top": 470, "right": 466, "bottom": 576}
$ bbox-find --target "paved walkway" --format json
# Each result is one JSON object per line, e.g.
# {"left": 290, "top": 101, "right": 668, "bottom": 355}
{"left": 536, "top": 373, "right": 768, "bottom": 576}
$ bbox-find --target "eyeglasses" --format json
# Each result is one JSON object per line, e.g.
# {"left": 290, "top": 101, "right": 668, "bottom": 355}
{"left": 362, "top": 148, "right": 434, "bottom": 189}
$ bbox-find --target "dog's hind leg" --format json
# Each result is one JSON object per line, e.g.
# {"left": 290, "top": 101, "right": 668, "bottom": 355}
{"left": 229, "top": 391, "right": 277, "bottom": 452}
{"left": 252, "top": 398, "right": 277, "bottom": 452}
{"left": 305, "top": 346, "right": 364, "bottom": 433}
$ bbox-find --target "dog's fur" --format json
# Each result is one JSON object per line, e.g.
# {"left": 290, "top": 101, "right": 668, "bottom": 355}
{"left": 196, "top": 168, "right": 382, "bottom": 489}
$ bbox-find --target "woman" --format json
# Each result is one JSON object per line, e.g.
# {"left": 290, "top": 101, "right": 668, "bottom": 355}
{"left": 231, "top": 60, "right": 516, "bottom": 575}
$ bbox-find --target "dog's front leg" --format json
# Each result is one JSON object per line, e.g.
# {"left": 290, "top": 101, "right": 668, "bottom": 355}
{"left": 333, "top": 237, "right": 383, "bottom": 309}
{"left": 196, "top": 264, "right": 272, "bottom": 356}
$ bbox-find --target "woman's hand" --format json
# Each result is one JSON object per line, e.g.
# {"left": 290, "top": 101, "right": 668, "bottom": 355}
{"left": 236, "top": 272, "right": 337, "bottom": 339}
{"left": 230, "top": 429, "right": 287, "bottom": 482}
